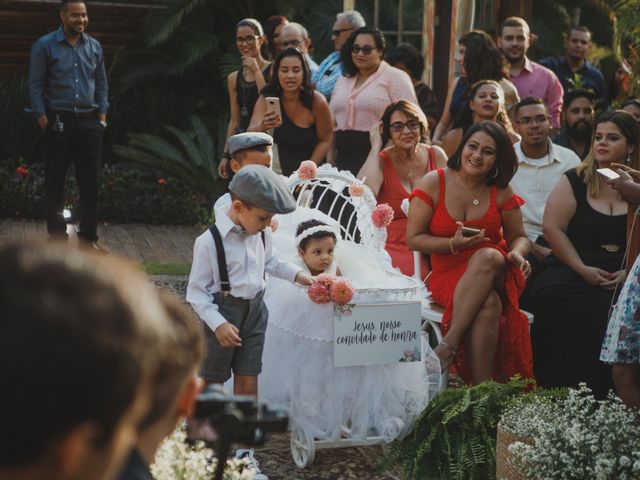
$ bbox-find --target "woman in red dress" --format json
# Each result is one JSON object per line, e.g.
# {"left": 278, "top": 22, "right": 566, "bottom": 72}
{"left": 358, "top": 100, "right": 447, "bottom": 278}
{"left": 407, "top": 121, "right": 533, "bottom": 385}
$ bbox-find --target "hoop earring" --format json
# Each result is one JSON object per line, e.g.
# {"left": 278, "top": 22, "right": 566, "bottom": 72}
{"left": 489, "top": 166, "right": 499, "bottom": 179}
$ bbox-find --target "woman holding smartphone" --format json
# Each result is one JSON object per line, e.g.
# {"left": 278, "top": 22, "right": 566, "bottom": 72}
{"left": 525, "top": 110, "right": 640, "bottom": 398}
{"left": 218, "top": 18, "right": 271, "bottom": 179}
{"left": 406, "top": 121, "right": 532, "bottom": 386}
{"left": 249, "top": 47, "right": 333, "bottom": 176}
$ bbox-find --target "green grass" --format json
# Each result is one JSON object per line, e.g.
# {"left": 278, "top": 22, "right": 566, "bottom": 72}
{"left": 141, "top": 261, "right": 191, "bottom": 276}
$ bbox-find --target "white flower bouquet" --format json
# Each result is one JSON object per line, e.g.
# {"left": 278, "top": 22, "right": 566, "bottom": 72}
{"left": 151, "top": 426, "right": 257, "bottom": 480}
{"left": 500, "top": 384, "right": 640, "bottom": 479}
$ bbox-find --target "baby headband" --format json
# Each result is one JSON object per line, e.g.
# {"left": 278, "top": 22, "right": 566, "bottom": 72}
{"left": 295, "top": 225, "right": 338, "bottom": 246}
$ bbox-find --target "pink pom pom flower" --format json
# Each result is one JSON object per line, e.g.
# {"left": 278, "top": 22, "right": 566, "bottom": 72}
{"left": 297, "top": 160, "right": 317, "bottom": 180}
{"left": 315, "top": 273, "right": 337, "bottom": 289}
{"left": 372, "top": 203, "right": 394, "bottom": 228}
{"left": 348, "top": 184, "right": 365, "bottom": 197}
{"left": 308, "top": 280, "right": 332, "bottom": 304}
{"left": 270, "top": 218, "right": 279, "bottom": 233}
{"left": 330, "top": 278, "right": 355, "bottom": 305}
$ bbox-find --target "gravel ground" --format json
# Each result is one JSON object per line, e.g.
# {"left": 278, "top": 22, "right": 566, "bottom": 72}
{"left": 152, "top": 275, "right": 403, "bottom": 480}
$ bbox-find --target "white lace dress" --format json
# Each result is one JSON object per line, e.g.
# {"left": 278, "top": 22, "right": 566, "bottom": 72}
{"left": 259, "top": 207, "right": 441, "bottom": 442}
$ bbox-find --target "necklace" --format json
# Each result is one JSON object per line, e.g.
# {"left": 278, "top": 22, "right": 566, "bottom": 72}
{"left": 456, "top": 173, "right": 485, "bottom": 206}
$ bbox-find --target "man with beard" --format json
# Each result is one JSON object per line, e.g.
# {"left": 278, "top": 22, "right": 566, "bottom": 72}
{"left": 539, "top": 26, "right": 606, "bottom": 108}
{"left": 497, "top": 17, "right": 563, "bottom": 133}
{"left": 511, "top": 97, "right": 580, "bottom": 266}
{"left": 29, "top": 0, "right": 108, "bottom": 252}
{"left": 551, "top": 88, "right": 595, "bottom": 160}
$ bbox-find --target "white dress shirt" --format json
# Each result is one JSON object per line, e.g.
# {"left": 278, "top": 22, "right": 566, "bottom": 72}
{"left": 187, "top": 203, "right": 302, "bottom": 333}
{"left": 511, "top": 139, "right": 581, "bottom": 242}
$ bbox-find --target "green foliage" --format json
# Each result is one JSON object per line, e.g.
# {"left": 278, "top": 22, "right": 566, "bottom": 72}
{"left": 142, "top": 261, "right": 191, "bottom": 276}
{"left": 380, "top": 377, "right": 533, "bottom": 480}
{"left": 0, "top": 159, "right": 212, "bottom": 225}
{"left": 113, "top": 114, "right": 224, "bottom": 203}
{"left": 0, "top": 75, "right": 41, "bottom": 163}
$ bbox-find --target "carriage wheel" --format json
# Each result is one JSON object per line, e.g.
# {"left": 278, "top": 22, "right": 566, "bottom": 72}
{"left": 290, "top": 424, "right": 315, "bottom": 468}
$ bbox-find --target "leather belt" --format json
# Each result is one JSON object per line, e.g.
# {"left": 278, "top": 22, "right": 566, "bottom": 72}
{"left": 47, "top": 109, "right": 97, "bottom": 118}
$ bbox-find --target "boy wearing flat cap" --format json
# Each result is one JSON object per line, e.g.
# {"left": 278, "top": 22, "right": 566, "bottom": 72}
{"left": 188, "top": 165, "right": 311, "bottom": 477}
{"left": 213, "top": 132, "right": 274, "bottom": 213}
{"left": 187, "top": 165, "right": 312, "bottom": 393}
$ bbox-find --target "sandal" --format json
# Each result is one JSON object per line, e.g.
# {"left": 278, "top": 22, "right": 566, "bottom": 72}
{"left": 447, "top": 373, "right": 466, "bottom": 388}
{"left": 434, "top": 340, "right": 457, "bottom": 374}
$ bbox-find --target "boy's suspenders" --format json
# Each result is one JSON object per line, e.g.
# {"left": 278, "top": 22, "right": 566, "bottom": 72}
{"left": 208, "top": 225, "right": 266, "bottom": 297}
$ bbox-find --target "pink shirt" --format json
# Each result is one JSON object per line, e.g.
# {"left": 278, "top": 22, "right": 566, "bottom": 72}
{"left": 330, "top": 61, "right": 417, "bottom": 132}
{"left": 511, "top": 58, "right": 564, "bottom": 130}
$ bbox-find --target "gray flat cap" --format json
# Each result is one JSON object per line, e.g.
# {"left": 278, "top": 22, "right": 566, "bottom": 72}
{"left": 228, "top": 132, "right": 273, "bottom": 156}
{"left": 229, "top": 165, "right": 296, "bottom": 214}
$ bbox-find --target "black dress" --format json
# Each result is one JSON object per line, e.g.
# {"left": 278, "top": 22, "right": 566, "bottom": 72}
{"left": 235, "top": 65, "right": 271, "bottom": 133}
{"left": 273, "top": 105, "right": 318, "bottom": 176}
{"left": 524, "top": 169, "right": 627, "bottom": 398}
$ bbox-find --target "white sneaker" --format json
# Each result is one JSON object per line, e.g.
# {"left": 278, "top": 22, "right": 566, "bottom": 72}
{"left": 235, "top": 449, "right": 269, "bottom": 480}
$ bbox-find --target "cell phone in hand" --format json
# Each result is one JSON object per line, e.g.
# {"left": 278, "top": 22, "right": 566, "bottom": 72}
{"left": 461, "top": 226, "right": 481, "bottom": 237}
{"left": 596, "top": 168, "right": 620, "bottom": 180}
{"left": 265, "top": 97, "right": 281, "bottom": 119}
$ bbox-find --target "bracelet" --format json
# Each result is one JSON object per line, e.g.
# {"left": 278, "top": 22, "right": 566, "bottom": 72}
{"left": 449, "top": 236, "right": 458, "bottom": 255}
{"left": 221, "top": 152, "right": 231, "bottom": 160}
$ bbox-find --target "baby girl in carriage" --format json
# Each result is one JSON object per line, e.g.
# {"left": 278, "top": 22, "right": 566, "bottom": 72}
{"left": 259, "top": 207, "right": 440, "bottom": 442}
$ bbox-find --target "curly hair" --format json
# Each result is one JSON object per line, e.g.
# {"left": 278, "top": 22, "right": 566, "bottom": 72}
{"left": 459, "top": 30, "right": 509, "bottom": 84}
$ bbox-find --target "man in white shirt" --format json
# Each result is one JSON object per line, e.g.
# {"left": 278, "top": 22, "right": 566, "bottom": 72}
{"left": 511, "top": 97, "right": 581, "bottom": 263}
{"left": 279, "top": 22, "right": 318, "bottom": 75}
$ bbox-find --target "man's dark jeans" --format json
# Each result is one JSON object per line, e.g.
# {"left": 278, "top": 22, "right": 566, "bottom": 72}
{"left": 43, "top": 112, "right": 104, "bottom": 242}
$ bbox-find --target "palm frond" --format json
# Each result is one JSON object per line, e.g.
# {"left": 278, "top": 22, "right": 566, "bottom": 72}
{"left": 144, "top": 0, "right": 208, "bottom": 47}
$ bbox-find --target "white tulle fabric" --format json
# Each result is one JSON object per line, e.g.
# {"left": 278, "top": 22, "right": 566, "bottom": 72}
{"left": 259, "top": 207, "right": 441, "bottom": 442}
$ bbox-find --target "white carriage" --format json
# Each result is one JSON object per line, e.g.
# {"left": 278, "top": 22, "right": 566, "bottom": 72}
{"left": 259, "top": 165, "right": 442, "bottom": 469}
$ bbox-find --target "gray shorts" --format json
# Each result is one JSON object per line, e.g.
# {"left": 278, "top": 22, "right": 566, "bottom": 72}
{"left": 200, "top": 290, "right": 268, "bottom": 383}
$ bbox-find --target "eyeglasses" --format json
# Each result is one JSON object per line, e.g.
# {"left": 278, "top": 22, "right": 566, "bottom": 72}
{"left": 389, "top": 120, "right": 420, "bottom": 133}
{"left": 281, "top": 39, "right": 302, "bottom": 48}
{"left": 236, "top": 35, "right": 259, "bottom": 45}
{"left": 332, "top": 27, "right": 354, "bottom": 37}
{"left": 352, "top": 45, "right": 377, "bottom": 56}
{"left": 517, "top": 115, "right": 549, "bottom": 126}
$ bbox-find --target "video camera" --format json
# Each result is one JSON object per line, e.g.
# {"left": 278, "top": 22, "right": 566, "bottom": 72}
{"left": 187, "top": 385, "right": 288, "bottom": 480}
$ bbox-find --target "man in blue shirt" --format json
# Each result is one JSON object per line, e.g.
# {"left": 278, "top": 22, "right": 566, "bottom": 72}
{"left": 29, "top": 0, "right": 109, "bottom": 251}
{"left": 311, "top": 10, "right": 365, "bottom": 101}
{"left": 539, "top": 26, "right": 606, "bottom": 109}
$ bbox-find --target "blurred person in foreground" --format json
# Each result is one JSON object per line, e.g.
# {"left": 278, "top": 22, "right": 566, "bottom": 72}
{"left": 0, "top": 243, "right": 172, "bottom": 480}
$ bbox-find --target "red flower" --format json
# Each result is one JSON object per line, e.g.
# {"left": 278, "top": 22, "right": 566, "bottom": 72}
{"left": 16, "top": 166, "right": 28, "bottom": 177}
{"left": 191, "top": 194, "right": 197, "bottom": 201}
{"left": 372, "top": 203, "right": 394, "bottom": 228}
{"left": 158, "top": 177, "right": 167, "bottom": 185}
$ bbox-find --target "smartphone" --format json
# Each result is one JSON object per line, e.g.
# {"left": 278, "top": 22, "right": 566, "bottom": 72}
{"left": 461, "top": 226, "right": 481, "bottom": 237}
{"left": 265, "top": 97, "right": 281, "bottom": 119}
{"left": 596, "top": 168, "right": 620, "bottom": 180}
